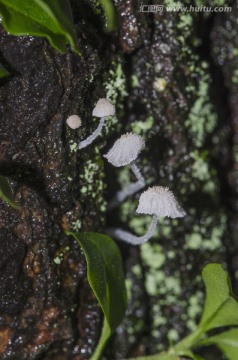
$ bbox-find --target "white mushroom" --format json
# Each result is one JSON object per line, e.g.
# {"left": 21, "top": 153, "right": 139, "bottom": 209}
{"left": 78, "top": 98, "right": 115, "bottom": 150}
{"left": 104, "top": 133, "right": 146, "bottom": 210}
{"left": 110, "top": 186, "right": 186, "bottom": 245}
{"left": 92, "top": 98, "right": 115, "bottom": 117}
{"left": 104, "top": 132, "right": 145, "bottom": 167}
{"left": 66, "top": 115, "right": 82, "bottom": 129}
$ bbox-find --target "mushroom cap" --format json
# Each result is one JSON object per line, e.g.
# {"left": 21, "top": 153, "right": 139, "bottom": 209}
{"left": 66, "top": 115, "right": 82, "bottom": 129}
{"left": 104, "top": 132, "right": 145, "bottom": 167}
{"left": 136, "top": 186, "right": 186, "bottom": 218}
{"left": 92, "top": 98, "right": 115, "bottom": 117}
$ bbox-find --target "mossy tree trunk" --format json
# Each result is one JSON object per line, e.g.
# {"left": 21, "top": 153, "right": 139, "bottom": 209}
{"left": 0, "top": 1, "right": 237, "bottom": 359}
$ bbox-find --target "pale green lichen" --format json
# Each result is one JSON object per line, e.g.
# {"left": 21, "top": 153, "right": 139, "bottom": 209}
{"left": 141, "top": 242, "right": 165, "bottom": 269}
{"left": 234, "top": 145, "right": 238, "bottom": 162}
{"left": 54, "top": 256, "right": 61, "bottom": 265}
{"left": 186, "top": 291, "right": 204, "bottom": 331}
{"left": 125, "top": 277, "right": 133, "bottom": 301}
{"left": 117, "top": 166, "right": 132, "bottom": 188}
{"left": 184, "top": 150, "right": 219, "bottom": 194}
{"left": 177, "top": 13, "right": 193, "bottom": 30}
{"left": 232, "top": 69, "right": 238, "bottom": 84}
{"left": 69, "top": 140, "right": 78, "bottom": 153}
{"left": 131, "top": 264, "right": 142, "bottom": 277}
{"left": 79, "top": 147, "right": 106, "bottom": 214}
{"left": 101, "top": 61, "right": 128, "bottom": 134}
{"left": 131, "top": 74, "right": 140, "bottom": 88}
{"left": 197, "top": 0, "right": 227, "bottom": 6}
{"left": 72, "top": 219, "right": 82, "bottom": 231}
{"left": 190, "top": 150, "right": 210, "bottom": 181}
{"left": 130, "top": 116, "right": 154, "bottom": 135}
{"left": 185, "top": 71, "right": 217, "bottom": 147}
{"left": 124, "top": 267, "right": 146, "bottom": 344}
{"left": 167, "top": 329, "right": 180, "bottom": 342}
{"left": 111, "top": 2, "right": 227, "bottom": 351}
{"left": 185, "top": 214, "right": 226, "bottom": 251}
{"left": 104, "top": 62, "right": 127, "bottom": 106}
{"left": 153, "top": 78, "right": 167, "bottom": 92}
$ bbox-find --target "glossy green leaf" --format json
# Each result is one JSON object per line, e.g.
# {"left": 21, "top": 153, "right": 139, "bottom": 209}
{"left": 0, "top": 175, "right": 20, "bottom": 209}
{"left": 90, "top": 318, "right": 111, "bottom": 360}
{"left": 179, "top": 350, "right": 204, "bottom": 360}
{"left": 99, "top": 0, "right": 117, "bottom": 31}
{"left": 0, "top": 62, "right": 9, "bottom": 78}
{"left": 66, "top": 231, "right": 127, "bottom": 359}
{"left": 199, "top": 264, "right": 238, "bottom": 331}
{"left": 127, "top": 352, "right": 178, "bottom": 360}
{"left": 202, "top": 329, "right": 238, "bottom": 360}
{"left": 0, "top": 0, "right": 78, "bottom": 53}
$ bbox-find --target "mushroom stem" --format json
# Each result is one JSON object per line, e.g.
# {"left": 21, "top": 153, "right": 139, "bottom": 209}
{"left": 108, "top": 214, "right": 158, "bottom": 245}
{"left": 78, "top": 117, "right": 105, "bottom": 149}
{"left": 130, "top": 161, "right": 145, "bottom": 184}
{"left": 107, "top": 180, "right": 145, "bottom": 211}
{"left": 107, "top": 162, "right": 146, "bottom": 211}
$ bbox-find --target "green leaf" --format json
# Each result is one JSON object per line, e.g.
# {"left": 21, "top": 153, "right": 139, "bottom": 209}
{"left": 199, "top": 263, "right": 238, "bottom": 331}
{"left": 0, "top": 0, "right": 79, "bottom": 53}
{"left": 90, "top": 318, "right": 111, "bottom": 360}
{"left": 179, "top": 350, "right": 205, "bottom": 360}
{"left": 202, "top": 329, "right": 238, "bottom": 360}
{"left": 126, "top": 352, "right": 178, "bottom": 360}
{"left": 0, "top": 62, "right": 9, "bottom": 78}
{"left": 66, "top": 231, "right": 127, "bottom": 359}
{"left": 99, "top": 0, "right": 117, "bottom": 31}
{"left": 0, "top": 175, "right": 20, "bottom": 209}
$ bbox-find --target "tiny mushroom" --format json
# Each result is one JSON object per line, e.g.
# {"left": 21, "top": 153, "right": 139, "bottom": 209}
{"left": 78, "top": 98, "right": 115, "bottom": 149}
{"left": 110, "top": 186, "right": 186, "bottom": 245}
{"left": 66, "top": 115, "right": 82, "bottom": 129}
{"left": 104, "top": 133, "right": 146, "bottom": 210}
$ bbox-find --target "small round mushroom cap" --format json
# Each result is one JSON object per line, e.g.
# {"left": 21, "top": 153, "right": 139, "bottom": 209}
{"left": 92, "top": 98, "right": 115, "bottom": 117}
{"left": 66, "top": 115, "right": 82, "bottom": 129}
{"left": 104, "top": 132, "right": 145, "bottom": 167}
{"left": 136, "top": 186, "right": 186, "bottom": 218}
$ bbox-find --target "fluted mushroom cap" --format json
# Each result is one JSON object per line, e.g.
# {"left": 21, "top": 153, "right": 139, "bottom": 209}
{"left": 66, "top": 115, "right": 82, "bottom": 129}
{"left": 104, "top": 132, "right": 145, "bottom": 167}
{"left": 136, "top": 186, "right": 186, "bottom": 218}
{"left": 92, "top": 98, "right": 115, "bottom": 117}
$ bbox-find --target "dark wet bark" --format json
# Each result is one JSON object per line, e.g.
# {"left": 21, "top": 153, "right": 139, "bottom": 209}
{"left": 0, "top": 1, "right": 237, "bottom": 359}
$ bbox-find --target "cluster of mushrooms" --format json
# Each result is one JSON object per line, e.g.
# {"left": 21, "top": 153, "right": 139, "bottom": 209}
{"left": 67, "top": 98, "right": 186, "bottom": 245}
